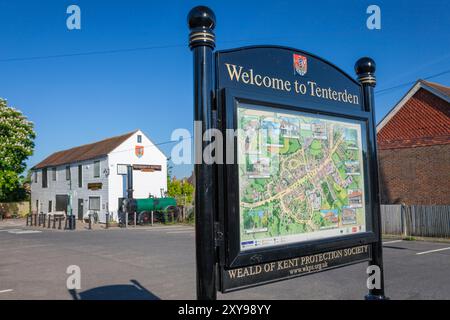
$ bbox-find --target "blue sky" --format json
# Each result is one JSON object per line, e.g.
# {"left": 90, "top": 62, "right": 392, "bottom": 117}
{"left": 0, "top": 0, "right": 449, "bottom": 178}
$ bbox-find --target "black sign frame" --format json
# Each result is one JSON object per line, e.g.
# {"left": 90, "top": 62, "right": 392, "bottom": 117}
{"left": 218, "top": 86, "right": 378, "bottom": 270}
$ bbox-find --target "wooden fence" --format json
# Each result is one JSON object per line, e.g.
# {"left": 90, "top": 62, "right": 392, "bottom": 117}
{"left": 381, "top": 205, "right": 450, "bottom": 238}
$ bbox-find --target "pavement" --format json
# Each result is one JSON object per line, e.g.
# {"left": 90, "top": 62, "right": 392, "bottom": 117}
{"left": 0, "top": 219, "right": 449, "bottom": 300}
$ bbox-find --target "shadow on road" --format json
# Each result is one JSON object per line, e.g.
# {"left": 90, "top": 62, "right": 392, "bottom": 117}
{"left": 68, "top": 279, "right": 160, "bottom": 300}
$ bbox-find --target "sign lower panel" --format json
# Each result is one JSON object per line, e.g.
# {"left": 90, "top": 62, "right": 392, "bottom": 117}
{"left": 221, "top": 244, "right": 371, "bottom": 292}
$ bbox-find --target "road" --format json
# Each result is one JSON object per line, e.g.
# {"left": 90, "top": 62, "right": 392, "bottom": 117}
{"left": 0, "top": 223, "right": 449, "bottom": 300}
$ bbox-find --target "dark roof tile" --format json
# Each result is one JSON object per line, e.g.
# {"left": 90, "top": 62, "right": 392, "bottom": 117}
{"left": 33, "top": 130, "right": 137, "bottom": 169}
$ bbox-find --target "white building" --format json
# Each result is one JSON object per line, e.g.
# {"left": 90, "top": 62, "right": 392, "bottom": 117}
{"left": 31, "top": 130, "right": 167, "bottom": 222}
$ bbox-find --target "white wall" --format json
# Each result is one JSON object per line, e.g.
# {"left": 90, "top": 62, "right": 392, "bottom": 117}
{"left": 107, "top": 130, "right": 167, "bottom": 220}
{"left": 30, "top": 157, "right": 109, "bottom": 220}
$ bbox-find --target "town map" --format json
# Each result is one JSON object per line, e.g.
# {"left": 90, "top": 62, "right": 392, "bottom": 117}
{"left": 237, "top": 104, "right": 367, "bottom": 251}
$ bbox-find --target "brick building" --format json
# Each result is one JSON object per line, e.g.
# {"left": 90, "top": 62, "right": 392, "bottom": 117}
{"left": 377, "top": 80, "right": 450, "bottom": 205}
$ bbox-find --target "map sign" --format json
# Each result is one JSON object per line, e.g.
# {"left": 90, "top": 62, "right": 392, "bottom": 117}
{"left": 237, "top": 103, "right": 367, "bottom": 251}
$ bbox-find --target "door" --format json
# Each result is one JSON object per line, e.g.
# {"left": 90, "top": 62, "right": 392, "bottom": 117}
{"left": 78, "top": 199, "right": 84, "bottom": 220}
{"left": 55, "top": 195, "right": 69, "bottom": 213}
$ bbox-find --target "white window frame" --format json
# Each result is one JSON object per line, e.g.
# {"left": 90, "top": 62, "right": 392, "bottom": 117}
{"left": 88, "top": 196, "right": 101, "bottom": 211}
{"left": 93, "top": 160, "right": 100, "bottom": 178}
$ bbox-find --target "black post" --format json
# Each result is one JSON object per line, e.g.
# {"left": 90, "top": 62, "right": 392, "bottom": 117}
{"left": 355, "top": 57, "right": 387, "bottom": 300}
{"left": 126, "top": 165, "right": 134, "bottom": 228}
{"left": 89, "top": 214, "right": 92, "bottom": 230}
{"left": 106, "top": 213, "right": 109, "bottom": 229}
{"left": 127, "top": 165, "right": 133, "bottom": 199}
{"left": 188, "top": 6, "right": 217, "bottom": 300}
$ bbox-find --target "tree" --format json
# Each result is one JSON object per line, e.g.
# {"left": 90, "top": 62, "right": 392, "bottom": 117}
{"left": 0, "top": 99, "right": 35, "bottom": 201}
{"left": 167, "top": 176, "right": 194, "bottom": 206}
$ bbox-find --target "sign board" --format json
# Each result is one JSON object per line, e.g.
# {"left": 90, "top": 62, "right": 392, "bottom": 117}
{"left": 215, "top": 46, "right": 378, "bottom": 292}
{"left": 117, "top": 164, "right": 128, "bottom": 175}
{"left": 132, "top": 164, "right": 162, "bottom": 172}
{"left": 87, "top": 183, "right": 103, "bottom": 190}
{"left": 188, "top": 6, "right": 385, "bottom": 300}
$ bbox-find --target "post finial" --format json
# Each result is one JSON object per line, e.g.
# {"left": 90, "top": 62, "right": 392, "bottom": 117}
{"left": 355, "top": 57, "right": 376, "bottom": 86}
{"left": 188, "top": 6, "right": 216, "bottom": 49}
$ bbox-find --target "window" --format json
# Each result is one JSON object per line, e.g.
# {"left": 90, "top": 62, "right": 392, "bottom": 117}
{"left": 89, "top": 197, "right": 101, "bottom": 211}
{"left": 137, "top": 135, "right": 142, "bottom": 143}
{"left": 78, "top": 165, "right": 82, "bottom": 188}
{"left": 52, "top": 167, "right": 57, "bottom": 181}
{"left": 94, "top": 161, "right": 100, "bottom": 178}
{"left": 66, "top": 166, "right": 71, "bottom": 181}
{"left": 34, "top": 171, "right": 38, "bottom": 183}
{"left": 42, "top": 168, "right": 48, "bottom": 188}
{"left": 48, "top": 200, "right": 52, "bottom": 213}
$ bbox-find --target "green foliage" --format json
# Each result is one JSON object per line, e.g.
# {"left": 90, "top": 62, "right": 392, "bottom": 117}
{"left": 0, "top": 99, "right": 35, "bottom": 201}
{"left": 167, "top": 177, "right": 194, "bottom": 206}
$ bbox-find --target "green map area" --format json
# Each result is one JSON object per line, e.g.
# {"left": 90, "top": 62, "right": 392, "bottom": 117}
{"left": 238, "top": 104, "right": 366, "bottom": 250}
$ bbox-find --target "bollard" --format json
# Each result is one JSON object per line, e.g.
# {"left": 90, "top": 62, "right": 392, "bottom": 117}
{"left": 26, "top": 214, "right": 29, "bottom": 226}
{"left": 52, "top": 216, "right": 56, "bottom": 229}
{"left": 48, "top": 215, "right": 51, "bottom": 228}
{"left": 34, "top": 214, "right": 37, "bottom": 226}
{"left": 134, "top": 212, "right": 137, "bottom": 227}
{"left": 151, "top": 211, "right": 154, "bottom": 227}
{"left": 105, "top": 213, "right": 109, "bottom": 229}
{"left": 58, "top": 217, "right": 62, "bottom": 230}
{"left": 73, "top": 216, "right": 76, "bottom": 230}
{"left": 88, "top": 214, "right": 92, "bottom": 230}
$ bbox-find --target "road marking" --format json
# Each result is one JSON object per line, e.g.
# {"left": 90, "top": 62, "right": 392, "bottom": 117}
{"left": 0, "top": 244, "right": 52, "bottom": 252}
{"left": 0, "top": 229, "right": 22, "bottom": 232}
{"left": 166, "top": 230, "right": 195, "bottom": 234}
{"left": 416, "top": 247, "right": 450, "bottom": 255}
{"left": 8, "top": 230, "right": 42, "bottom": 234}
{"left": 0, "top": 289, "right": 13, "bottom": 294}
{"left": 383, "top": 240, "right": 403, "bottom": 245}
{"left": 145, "top": 227, "right": 194, "bottom": 232}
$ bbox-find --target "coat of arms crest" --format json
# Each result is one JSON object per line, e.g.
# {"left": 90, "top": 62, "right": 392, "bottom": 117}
{"left": 293, "top": 54, "right": 308, "bottom": 76}
{"left": 135, "top": 146, "right": 144, "bottom": 158}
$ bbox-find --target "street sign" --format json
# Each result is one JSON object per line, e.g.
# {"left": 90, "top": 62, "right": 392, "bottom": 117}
{"left": 87, "top": 182, "right": 103, "bottom": 190}
{"left": 188, "top": 6, "right": 386, "bottom": 300}
{"left": 132, "top": 164, "right": 162, "bottom": 172}
{"left": 117, "top": 164, "right": 128, "bottom": 175}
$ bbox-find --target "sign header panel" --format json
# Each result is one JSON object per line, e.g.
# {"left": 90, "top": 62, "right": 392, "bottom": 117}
{"left": 217, "top": 46, "right": 362, "bottom": 111}
{"left": 221, "top": 245, "right": 371, "bottom": 292}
